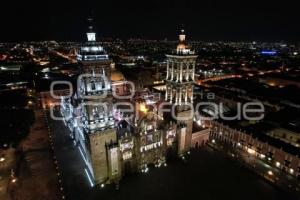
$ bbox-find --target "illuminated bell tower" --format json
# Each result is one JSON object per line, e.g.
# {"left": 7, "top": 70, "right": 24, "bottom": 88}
{"left": 165, "top": 29, "right": 198, "bottom": 155}
{"left": 165, "top": 29, "right": 197, "bottom": 105}
{"left": 76, "top": 17, "right": 121, "bottom": 185}
{"left": 86, "top": 17, "right": 96, "bottom": 42}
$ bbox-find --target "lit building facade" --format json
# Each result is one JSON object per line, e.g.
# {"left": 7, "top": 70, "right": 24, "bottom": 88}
{"left": 60, "top": 22, "right": 207, "bottom": 187}
{"left": 165, "top": 29, "right": 197, "bottom": 106}
{"left": 210, "top": 120, "right": 300, "bottom": 179}
{"left": 61, "top": 18, "right": 119, "bottom": 186}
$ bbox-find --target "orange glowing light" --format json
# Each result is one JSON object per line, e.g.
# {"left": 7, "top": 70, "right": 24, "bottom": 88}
{"left": 140, "top": 104, "right": 148, "bottom": 113}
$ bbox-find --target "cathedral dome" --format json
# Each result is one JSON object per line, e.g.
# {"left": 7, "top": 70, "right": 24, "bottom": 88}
{"left": 110, "top": 70, "right": 125, "bottom": 82}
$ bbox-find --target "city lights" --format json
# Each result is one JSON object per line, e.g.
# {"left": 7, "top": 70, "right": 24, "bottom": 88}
{"left": 247, "top": 148, "right": 255, "bottom": 155}
{"left": 139, "top": 103, "right": 148, "bottom": 113}
{"left": 259, "top": 154, "right": 266, "bottom": 159}
{"left": 1, "top": 4, "right": 299, "bottom": 199}
{"left": 11, "top": 178, "right": 17, "bottom": 183}
{"left": 267, "top": 170, "right": 273, "bottom": 176}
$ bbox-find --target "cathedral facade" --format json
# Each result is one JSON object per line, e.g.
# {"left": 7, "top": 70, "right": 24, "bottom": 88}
{"left": 60, "top": 20, "right": 199, "bottom": 187}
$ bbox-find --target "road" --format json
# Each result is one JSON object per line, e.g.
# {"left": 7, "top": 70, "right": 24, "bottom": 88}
{"left": 52, "top": 50, "right": 77, "bottom": 63}
{"left": 46, "top": 109, "right": 92, "bottom": 200}
{"left": 13, "top": 109, "right": 60, "bottom": 200}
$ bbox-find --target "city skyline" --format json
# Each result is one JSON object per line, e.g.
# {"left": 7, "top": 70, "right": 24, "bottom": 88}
{"left": 1, "top": 2, "right": 300, "bottom": 200}
{"left": 1, "top": 0, "right": 300, "bottom": 42}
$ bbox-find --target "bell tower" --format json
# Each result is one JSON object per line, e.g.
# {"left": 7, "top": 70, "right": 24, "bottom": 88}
{"left": 76, "top": 17, "right": 121, "bottom": 185}
{"left": 86, "top": 17, "right": 96, "bottom": 42}
{"left": 165, "top": 29, "right": 198, "bottom": 155}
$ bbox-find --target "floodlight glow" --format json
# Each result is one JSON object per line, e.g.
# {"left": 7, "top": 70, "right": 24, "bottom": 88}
{"left": 85, "top": 168, "right": 94, "bottom": 187}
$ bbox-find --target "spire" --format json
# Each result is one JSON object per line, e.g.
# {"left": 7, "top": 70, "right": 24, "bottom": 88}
{"left": 177, "top": 28, "right": 186, "bottom": 51}
{"left": 179, "top": 29, "right": 186, "bottom": 42}
{"left": 86, "top": 16, "right": 96, "bottom": 42}
{"left": 87, "top": 17, "right": 94, "bottom": 32}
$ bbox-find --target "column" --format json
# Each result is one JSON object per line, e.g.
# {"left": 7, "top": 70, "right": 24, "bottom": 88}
{"left": 180, "top": 62, "right": 183, "bottom": 82}
{"left": 179, "top": 87, "right": 182, "bottom": 105}
{"left": 166, "top": 61, "right": 169, "bottom": 80}
{"left": 186, "top": 62, "right": 189, "bottom": 81}
{"left": 176, "top": 63, "right": 179, "bottom": 82}
{"left": 165, "top": 87, "right": 168, "bottom": 101}
{"left": 190, "top": 85, "right": 194, "bottom": 103}
{"left": 170, "top": 88, "right": 173, "bottom": 103}
{"left": 185, "top": 86, "right": 188, "bottom": 103}
{"left": 175, "top": 88, "right": 178, "bottom": 105}
{"left": 171, "top": 63, "right": 174, "bottom": 81}
{"left": 192, "top": 62, "right": 195, "bottom": 81}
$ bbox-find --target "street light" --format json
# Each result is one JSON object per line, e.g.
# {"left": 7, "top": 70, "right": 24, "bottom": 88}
{"left": 259, "top": 154, "right": 266, "bottom": 159}
{"left": 267, "top": 170, "right": 273, "bottom": 176}
{"left": 11, "top": 178, "right": 17, "bottom": 183}
{"left": 0, "top": 157, "right": 5, "bottom": 162}
{"left": 247, "top": 148, "right": 255, "bottom": 155}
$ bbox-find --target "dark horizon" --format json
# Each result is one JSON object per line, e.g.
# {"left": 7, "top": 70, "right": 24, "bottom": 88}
{"left": 1, "top": 0, "right": 300, "bottom": 42}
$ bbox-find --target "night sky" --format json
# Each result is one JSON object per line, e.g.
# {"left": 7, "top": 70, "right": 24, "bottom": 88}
{"left": 1, "top": 0, "right": 300, "bottom": 42}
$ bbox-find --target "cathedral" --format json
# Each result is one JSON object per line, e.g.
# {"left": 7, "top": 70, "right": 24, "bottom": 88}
{"left": 60, "top": 19, "right": 207, "bottom": 187}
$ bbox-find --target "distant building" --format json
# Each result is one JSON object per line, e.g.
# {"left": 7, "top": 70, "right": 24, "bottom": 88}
{"left": 259, "top": 76, "right": 300, "bottom": 88}
{"left": 210, "top": 121, "right": 300, "bottom": 179}
{"left": 267, "top": 126, "right": 300, "bottom": 148}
